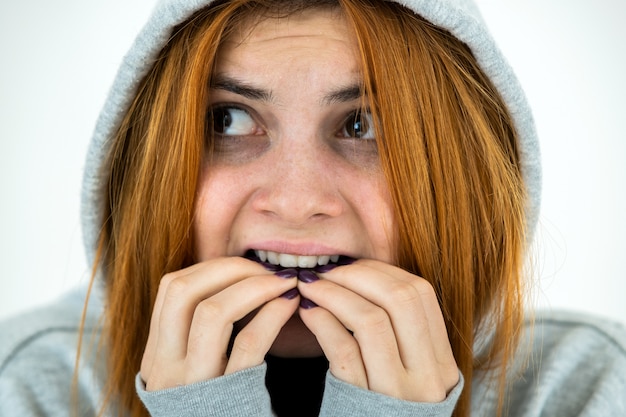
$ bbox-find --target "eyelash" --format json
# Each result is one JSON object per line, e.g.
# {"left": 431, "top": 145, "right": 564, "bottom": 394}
{"left": 208, "top": 105, "right": 262, "bottom": 137}
{"left": 338, "top": 109, "right": 375, "bottom": 140}
{"left": 206, "top": 104, "right": 375, "bottom": 140}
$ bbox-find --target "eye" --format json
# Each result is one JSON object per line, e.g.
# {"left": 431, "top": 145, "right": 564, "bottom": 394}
{"left": 209, "top": 105, "right": 260, "bottom": 136}
{"left": 340, "top": 109, "right": 375, "bottom": 140}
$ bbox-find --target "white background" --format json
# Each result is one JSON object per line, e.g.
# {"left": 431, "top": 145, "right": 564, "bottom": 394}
{"left": 1, "top": 0, "right": 625, "bottom": 323}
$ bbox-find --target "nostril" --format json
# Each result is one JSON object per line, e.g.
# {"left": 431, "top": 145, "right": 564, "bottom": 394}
{"left": 250, "top": 177, "right": 344, "bottom": 223}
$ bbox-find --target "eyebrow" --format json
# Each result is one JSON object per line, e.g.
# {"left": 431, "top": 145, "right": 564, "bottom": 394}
{"left": 211, "top": 76, "right": 274, "bottom": 103}
{"left": 321, "top": 84, "right": 364, "bottom": 106}
{"left": 210, "top": 75, "right": 364, "bottom": 105}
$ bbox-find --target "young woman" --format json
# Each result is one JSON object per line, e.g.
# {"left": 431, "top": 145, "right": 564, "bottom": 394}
{"left": 1, "top": 0, "right": 624, "bottom": 416}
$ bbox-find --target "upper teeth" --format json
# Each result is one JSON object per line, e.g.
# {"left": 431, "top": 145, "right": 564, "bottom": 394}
{"left": 254, "top": 250, "right": 340, "bottom": 268}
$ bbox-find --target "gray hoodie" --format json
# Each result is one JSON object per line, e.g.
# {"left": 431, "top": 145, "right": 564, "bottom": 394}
{"left": 1, "top": 0, "right": 625, "bottom": 416}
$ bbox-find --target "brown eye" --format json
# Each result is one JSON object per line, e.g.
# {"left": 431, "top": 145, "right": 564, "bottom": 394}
{"left": 341, "top": 110, "right": 375, "bottom": 139}
{"left": 209, "top": 106, "right": 259, "bottom": 136}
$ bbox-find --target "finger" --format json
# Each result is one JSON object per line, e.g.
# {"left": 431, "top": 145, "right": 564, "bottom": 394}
{"left": 141, "top": 263, "right": 207, "bottom": 381}
{"left": 319, "top": 261, "right": 455, "bottom": 373}
{"left": 298, "top": 278, "right": 405, "bottom": 392}
{"left": 298, "top": 304, "right": 368, "bottom": 389}
{"left": 338, "top": 260, "right": 452, "bottom": 355}
{"left": 183, "top": 274, "right": 297, "bottom": 383}
{"left": 144, "top": 257, "right": 289, "bottom": 389}
{"left": 225, "top": 295, "right": 300, "bottom": 375}
{"left": 412, "top": 280, "right": 459, "bottom": 389}
{"left": 140, "top": 273, "right": 170, "bottom": 382}
{"left": 316, "top": 261, "right": 458, "bottom": 398}
{"left": 153, "top": 257, "right": 275, "bottom": 368}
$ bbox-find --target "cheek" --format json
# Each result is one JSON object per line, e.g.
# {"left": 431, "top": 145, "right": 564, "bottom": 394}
{"left": 192, "top": 169, "right": 242, "bottom": 260}
{"left": 352, "top": 174, "right": 396, "bottom": 262}
{"left": 371, "top": 186, "right": 397, "bottom": 262}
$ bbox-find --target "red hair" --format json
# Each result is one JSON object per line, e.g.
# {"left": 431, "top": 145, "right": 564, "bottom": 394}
{"left": 84, "top": 1, "right": 528, "bottom": 416}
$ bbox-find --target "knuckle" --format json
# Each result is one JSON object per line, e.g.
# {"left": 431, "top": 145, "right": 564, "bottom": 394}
{"left": 159, "top": 271, "right": 177, "bottom": 291}
{"left": 331, "top": 339, "right": 361, "bottom": 364}
{"left": 143, "top": 367, "right": 173, "bottom": 391}
{"left": 386, "top": 280, "right": 421, "bottom": 305}
{"left": 139, "top": 360, "right": 151, "bottom": 382}
{"left": 231, "top": 328, "right": 264, "bottom": 356}
{"left": 425, "top": 385, "right": 448, "bottom": 402}
{"left": 385, "top": 380, "right": 407, "bottom": 399}
{"left": 413, "top": 278, "right": 437, "bottom": 299}
{"left": 403, "top": 374, "right": 448, "bottom": 403}
{"left": 159, "top": 271, "right": 186, "bottom": 295}
{"left": 443, "top": 363, "right": 460, "bottom": 388}
{"left": 162, "top": 275, "right": 194, "bottom": 302}
{"left": 186, "top": 331, "right": 208, "bottom": 357}
{"left": 193, "top": 300, "right": 225, "bottom": 326}
{"left": 429, "top": 379, "right": 449, "bottom": 401}
{"left": 358, "top": 307, "right": 389, "bottom": 333}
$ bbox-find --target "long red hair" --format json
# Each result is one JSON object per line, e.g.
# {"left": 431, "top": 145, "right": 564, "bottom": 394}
{"left": 84, "top": 1, "right": 528, "bottom": 416}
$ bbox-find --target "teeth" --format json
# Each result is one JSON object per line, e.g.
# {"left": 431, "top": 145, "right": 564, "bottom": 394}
{"left": 254, "top": 250, "right": 338, "bottom": 268}
{"left": 267, "top": 251, "right": 279, "bottom": 265}
{"left": 317, "top": 255, "right": 330, "bottom": 266}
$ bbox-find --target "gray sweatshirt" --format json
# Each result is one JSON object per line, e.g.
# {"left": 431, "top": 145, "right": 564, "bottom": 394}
{"left": 1, "top": 0, "right": 625, "bottom": 415}
{"left": 1, "top": 286, "right": 625, "bottom": 416}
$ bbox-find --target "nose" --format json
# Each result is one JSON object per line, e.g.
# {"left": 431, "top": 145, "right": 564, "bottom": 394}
{"left": 251, "top": 142, "right": 344, "bottom": 224}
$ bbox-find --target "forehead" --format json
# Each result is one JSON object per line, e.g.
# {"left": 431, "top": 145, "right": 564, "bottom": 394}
{"left": 232, "top": 7, "right": 347, "bottom": 40}
{"left": 216, "top": 7, "right": 360, "bottom": 71}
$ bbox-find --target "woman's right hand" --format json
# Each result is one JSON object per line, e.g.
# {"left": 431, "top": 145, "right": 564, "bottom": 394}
{"left": 139, "top": 256, "right": 299, "bottom": 391}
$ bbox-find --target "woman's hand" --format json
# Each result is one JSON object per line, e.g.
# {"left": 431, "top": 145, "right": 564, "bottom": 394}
{"left": 298, "top": 259, "right": 459, "bottom": 403}
{"left": 139, "top": 257, "right": 299, "bottom": 391}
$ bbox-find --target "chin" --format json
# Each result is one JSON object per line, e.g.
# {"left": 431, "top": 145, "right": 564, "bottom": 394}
{"left": 268, "top": 314, "right": 324, "bottom": 358}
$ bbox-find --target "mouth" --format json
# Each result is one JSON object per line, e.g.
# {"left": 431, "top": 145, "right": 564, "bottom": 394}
{"left": 244, "top": 249, "right": 354, "bottom": 270}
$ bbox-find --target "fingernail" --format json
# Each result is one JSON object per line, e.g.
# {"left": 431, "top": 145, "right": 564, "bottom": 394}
{"left": 314, "top": 263, "right": 337, "bottom": 273}
{"left": 314, "top": 256, "right": 356, "bottom": 272}
{"left": 300, "top": 298, "right": 318, "bottom": 309}
{"left": 275, "top": 268, "right": 299, "bottom": 279}
{"left": 262, "top": 262, "right": 282, "bottom": 272}
{"left": 244, "top": 251, "right": 281, "bottom": 272}
{"left": 337, "top": 256, "right": 356, "bottom": 266}
{"left": 297, "top": 269, "right": 319, "bottom": 283}
{"left": 281, "top": 288, "right": 300, "bottom": 300}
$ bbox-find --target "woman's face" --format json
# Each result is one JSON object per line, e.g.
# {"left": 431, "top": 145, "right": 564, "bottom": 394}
{"left": 193, "top": 7, "right": 396, "bottom": 355}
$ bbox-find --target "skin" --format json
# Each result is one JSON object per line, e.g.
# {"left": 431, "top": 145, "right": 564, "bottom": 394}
{"left": 140, "top": 7, "right": 459, "bottom": 403}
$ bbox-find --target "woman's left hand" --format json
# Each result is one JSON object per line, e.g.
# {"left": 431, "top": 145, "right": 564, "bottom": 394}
{"left": 297, "top": 259, "right": 459, "bottom": 403}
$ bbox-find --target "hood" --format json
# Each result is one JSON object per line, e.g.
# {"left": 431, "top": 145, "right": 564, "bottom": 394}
{"left": 80, "top": 0, "right": 542, "bottom": 267}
